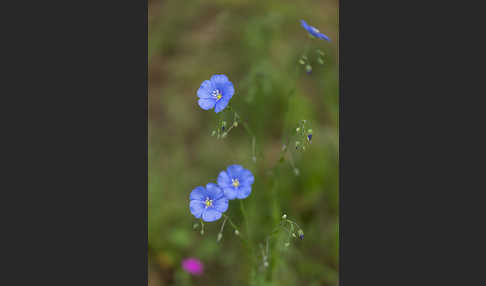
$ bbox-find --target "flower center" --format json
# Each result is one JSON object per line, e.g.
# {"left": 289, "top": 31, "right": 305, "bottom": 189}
{"left": 212, "top": 89, "right": 222, "bottom": 101}
{"left": 232, "top": 178, "right": 240, "bottom": 188}
{"left": 204, "top": 197, "right": 213, "bottom": 208}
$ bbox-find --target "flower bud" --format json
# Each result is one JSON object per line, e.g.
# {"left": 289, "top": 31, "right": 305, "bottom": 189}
{"left": 296, "top": 127, "right": 300, "bottom": 132}
{"left": 294, "top": 168, "right": 300, "bottom": 176}
{"left": 193, "top": 223, "right": 199, "bottom": 230}
{"left": 200, "top": 229, "right": 204, "bottom": 235}
{"left": 234, "top": 229, "right": 240, "bottom": 236}
{"left": 282, "top": 214, "right": 287, "bottom": 220}
{"left": 211, "top": 130, "right": 216, "bottom": 136}
{"left": 233, "top": 121, "right": 238, "bottom": 127}
{"left": 217, "top": 233, "right": 223, "bottom": 242}
{"left": 222, "top": 121, "right": 227, "bottom": 127}
{"left": 298, "top": 229, "right": 304, "bottom": 240}
{"left": 292, "top": 233, "right": 297, "bottom": 238}
{"left": 308, "top": 129, "right": 313, "bottom": 133}
{"left": 284, "top": 242, "right": 290, "bottom": 247}
{"left": 264, "top": 261, "right": 269, "bottom": 267}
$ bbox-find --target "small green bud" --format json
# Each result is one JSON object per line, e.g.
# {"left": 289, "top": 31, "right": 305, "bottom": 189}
{"left": 193, "top": 223, "right": 199, "bottom": 229}
{"left": 282, "top": 214, "right": 287, "bottom": 220}
{"left": 233, "top": 121, "right": 238, "bottom": 127}
{"left": 302, "top": 146, "right": 306, "bottom": 151}
{"left": 234, "top": 229, "right": 239, "bottom": 236}
{"left": 217, "top": 233, "right": 223, "bottom": 242}
{"left": 305, "top": 64, "right": 312, "bottom": 73}
{"left": 264, "top": 261, "right": 269, "bottom": 267}
{"left": 293, "top": 168, "right": 300, "bottom": 176}
{"left": 211, "top": 130, "right": 216, "bottom": 136}
{"left": 222, "top": 121, "right": 227, "bottom": 127}
{"left": 292, "top": 233, "right": 297, "bottom": 238}
{"left": 200, "top": 229, "right": 204, "bottom": 235}
{"left": 284, "top": 242, "right": 290, "bottom": 247}
{"left": 221, "top": 132, "right": 227, "bottom": 138}
{"left": 298, "top": 59, "right": 305, "bottom": 65}
{"left": 317, "top": 57, "right": 324, "bottom": 65}
{"left": 308, "top": 129, "right": 313, "bottom": 133}
{"left": 296, "top": 127, "right": 300, "bottom": 132}
{"left": 295, "top": 141, "right": 301, "bottom": 146}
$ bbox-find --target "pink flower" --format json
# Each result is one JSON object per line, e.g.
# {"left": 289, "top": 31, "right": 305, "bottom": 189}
{"left": 181, "top": 258, "right": 204, "bottom": 275}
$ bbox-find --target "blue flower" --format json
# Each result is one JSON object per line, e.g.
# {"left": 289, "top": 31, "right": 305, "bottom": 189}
{"left": 217, "top": 164, "right": 255, "bottom": 200}
{"left": 190, "top": 183, "right": 229, "bottom": 222}
{"left": 300, "top": 20, "right": 331, "bottom": 41}
{"left": 197, "top": 74, "right": 235, "bottom": 113}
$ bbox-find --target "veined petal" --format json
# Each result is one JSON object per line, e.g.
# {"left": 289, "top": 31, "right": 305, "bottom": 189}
{"left": 190, "top": 200, "right": 205, "bottom": 218}
{"left": 217, "top": 170, "right": 232, "bottom": 188}
{"left": 240, "top": 169, "right": 255, "bottom": 185}
{"left": 205, "top": 183, "right": 224, "bottom": 200}
{"left": 197, "top": 80, "right": 214, "bottom": 98}
{"left": 223, "top": 186, "right": 237, "bottom": 200}
{"left": 190, "top": 186, "right": 206, "bottom": 201}
{"left": 214, "top": 96, "right": 230, "bottom": 113}
{"left": 236, "top": 186, "right": 252, "bottom": 199}
{"left": 227, "top": 164, "right": 244, "bottom": 177}
{"left": 213, "top": 198, "right": 229, "bottom": 213}
{"left": 210, "top": 74, "right": 229, "bottom": 85}
{"left": 198, "top": 98, "right": 216, "bottom": 110}
{"left": 202, "top": 208, "right": 222, "bottom": 222}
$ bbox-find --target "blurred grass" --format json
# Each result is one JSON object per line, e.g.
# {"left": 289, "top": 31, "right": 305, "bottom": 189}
{"left": 149, "top": 0, "right": 338, "bottom": 285}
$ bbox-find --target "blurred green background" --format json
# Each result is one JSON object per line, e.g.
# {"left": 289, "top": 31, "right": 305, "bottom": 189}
{"left": 149, "top": 0, "right": 338, "bottom": 285}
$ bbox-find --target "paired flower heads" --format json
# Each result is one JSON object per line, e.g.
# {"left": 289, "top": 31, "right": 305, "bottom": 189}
{"left": 190, "top": 165, "right": 254, "bottom": 222}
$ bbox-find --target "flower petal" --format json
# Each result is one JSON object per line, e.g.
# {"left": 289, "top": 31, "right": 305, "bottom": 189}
{"left": 197, "top": 80, "right": 214, "bottom": 98}
{"left": 214, "top": 96, "right": 231, "bottom": 113}
{"left": 217, "top": 170, "right": 232, "bottom": 188}
{"left": 240, "top": 169, "right": 255, "bottom": 185}
{"left": 222, "top": 81, "right": 235, "bottom": 98}
{"left": 236, "top": 186, "right": 252, "bottom": 199}
{"left": 205, "top": 183, "right": 224, "bottom": 200}
{"left": 190, "top": 186, "right": 206, "bottom": 201}
{"left": 317, "top": 32, "right": 331, "bottom": 42}
{"left": 202, "top": 208, "right": 222, "bottom": 222}
{"left": 213, "top": 198, "right": 229, "bottom": 213}
{"left": 223, "top": 186, "right": 237, "bottom": 200}
{"left": 190, "top": 200, "right": 205, "bottom": 218}
{"left": 198, "top": 98, "right": 216, "bottom": 110}
{"left": 300, "top": 20, "right": 310, "bottom": 29}
{"left": 210, "top": 74, "right": 229, "bottom": 85}
{"left": 227, "top": 164, "right": 244, "bottom": 177}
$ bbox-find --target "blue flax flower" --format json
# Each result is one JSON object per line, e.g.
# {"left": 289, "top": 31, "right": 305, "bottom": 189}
{"left": 190, "top": 183, "right": 229, "bottom": 222}
{"left": 197, "top": 74, "right": 235, "bottom": 113}
{"left": 217, "top": 164, "right": 255, "bottom": 200}
{"left": 300, "top": 20, "right": 331, "bottom": 42}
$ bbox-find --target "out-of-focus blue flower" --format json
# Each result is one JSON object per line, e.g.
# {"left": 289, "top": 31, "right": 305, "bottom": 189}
{"left": 217, "top": 164, "right": 255, "bottom": 200}
{"left": 190, "top": 183, "right": 229, "bottom": 222}
{"left": 197, "top": 74, "right": 235, "bottom": 113}
{"left": 300, "top": 20, "right": 331, "bottom": 42}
